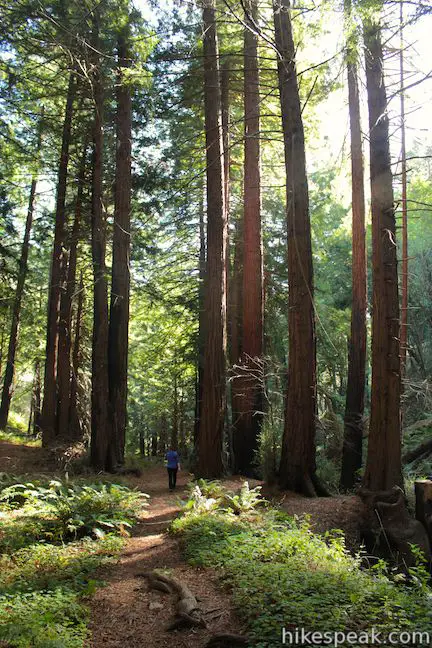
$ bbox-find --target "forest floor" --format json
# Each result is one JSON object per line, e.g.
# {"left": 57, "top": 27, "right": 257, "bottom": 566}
{"left": 0, "top": 439, "right": 365, "bottom": 648}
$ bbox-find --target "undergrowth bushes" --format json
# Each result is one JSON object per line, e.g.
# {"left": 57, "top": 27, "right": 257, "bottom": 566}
{"left": 172, "top": 483, "right": 432, "bottom": 648}
{"left": 0, "top": 476, "right": 148, "bottom": 647}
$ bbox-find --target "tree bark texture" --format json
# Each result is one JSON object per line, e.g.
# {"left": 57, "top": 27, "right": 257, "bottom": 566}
{"left": 233, "top": 0, "right": 264, "bottom": 477}
{"left": 197, "top": 0, "right": 227, "bottom": 478}
{"left": 57, "top": 147, "right": 86, "bottom": 438}
{"left": 41, "top": 75, "right": 75, "bottom": 446}
{"left": 274, "top": 0, "right": 318, "bottom": 495}
{"left": 193, "top": 184, "right": 206, "bottom": 451}
{"left": 362, "top": 15, "right": 402, "bottom": 491}
{"left": 108, "top": 28, "right": 132, "bottom": 467}
{"left": 340, "top": 0, "right": 367, "bottom": 491}
{"left": 90, "top": 16, "right": 111, "bottom": 470}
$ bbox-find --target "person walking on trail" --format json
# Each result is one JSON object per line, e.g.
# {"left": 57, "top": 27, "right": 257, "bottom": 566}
{"left": 165, "top": 447, "right": 180, "bottom": 491}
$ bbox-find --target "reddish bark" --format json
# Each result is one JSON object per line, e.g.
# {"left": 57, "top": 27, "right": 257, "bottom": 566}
{"left": 0, "top": 115, "right": 43, "bottom": 430}
{"left": 274, "top": 0, "right": 318, "bottom": 495}
{"left": 233, "top": 0, "right": 264, "bottom": 477}
{"left": 57, "top": 147, "right": 86, "bottom": 438}
{"left": 193, "top": 186, "right": 206, "bottom": 451}
{"left": 197, "top": 0, "right": 227, "bottom": 478}
{"left": 363, "top": 15, "right": 402, "bottom": 491}
{"left": 90, "top": 14, "right": 111, "bottom": 471}
{"left": 41, "top": 75, "right": 75, "bottom": 445}
{"left": 340, "top": 0, "right": 367, "bottom": 491}
{"left": 108, "top": 28, "right": 132, "bottom": 467}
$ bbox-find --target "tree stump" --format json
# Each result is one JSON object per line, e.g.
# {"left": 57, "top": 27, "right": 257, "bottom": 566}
{"left": 415, "top": 480, "right": 432, "bottom": 545}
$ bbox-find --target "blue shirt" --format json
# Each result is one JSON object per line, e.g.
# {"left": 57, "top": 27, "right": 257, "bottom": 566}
{"left": 166, "top": 450, "right": 179, "bottom": 469}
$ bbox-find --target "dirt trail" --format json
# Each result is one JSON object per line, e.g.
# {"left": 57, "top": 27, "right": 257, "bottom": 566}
{"left": 89, "top": 467, "right": 245, "bottom": 648}
{"left": 0, "top": 439, "right": 363, "bottom": 646}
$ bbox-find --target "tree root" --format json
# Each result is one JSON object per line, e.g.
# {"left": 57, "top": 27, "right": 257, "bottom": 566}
{"left": 136, "top": 570, "right": 206, "bottom": 630}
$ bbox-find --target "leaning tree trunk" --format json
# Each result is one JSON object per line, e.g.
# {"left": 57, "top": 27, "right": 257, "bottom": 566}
{"left": 0, "top": 114, "right": 43, "bottom": 430}
{"left": 90, "top": 15, "right": 111, "bottom": 471}
{"left": 197, "top": 0, "right": 228, "bottom": 479}
{"left": 340, "top": 0, "right": 367, "bottom": 491}
{"left": 233, "top": 0, "right": 264, "bottom": 477}
{"left": 108, "top": 27, "right": 132, "bottom": 468}
{"left": 57, "top": 148, "right": 86, "bottom": 438}
{"left": 362, "top": 13, "right": 402, "bottom": 491}
{"left": 41, "top": 75, "right": 75, "bottom": 445}
{"left": 274, "top": 0, "right": 318, "bottom": 496}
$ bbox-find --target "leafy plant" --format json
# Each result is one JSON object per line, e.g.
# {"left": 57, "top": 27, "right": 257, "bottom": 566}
{"left": 0, "top": 477, "right": 143, "bottom": 647}
{"left": 172, "top": 507, "right": 432, "bottom": 647}
{"left": 223, "top": 482, "right": 263, "bottom": 515}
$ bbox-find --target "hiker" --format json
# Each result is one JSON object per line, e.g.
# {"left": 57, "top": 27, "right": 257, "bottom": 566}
{"left": 165, "top": 447, "right": 180, "bottom": 491}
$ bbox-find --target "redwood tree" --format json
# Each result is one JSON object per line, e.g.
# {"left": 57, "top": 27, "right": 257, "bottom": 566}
{"left": 41, "top": 74, "right": 75, "bottom": 446}
{"left": 89, "top": 14, "right": 111, "bottom": 470}
{"left": 340, "top": 0, "right": 367, "bottom": 491}
{"left": 197, "top": 0, "right": 227, "bottom": 478}
{"left": 56, "top": 147, "right": 86, "bottom": 438}
{"left": 0, "top": 114, "right": 43, "bottom": 430}
{"left": 362, "top": 10, "right": 402, "bottom": 491}
{"left": 273, "top": 0, "right": 318, "bottom": 495}
{"left": 233, "top": 0, "right": 264, "bottom": 477}
{"left": 108, "top": 26, "right": 132, "bottom": 468}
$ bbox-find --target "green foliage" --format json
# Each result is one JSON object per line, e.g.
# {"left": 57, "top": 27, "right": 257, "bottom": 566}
{"left": 0, "top": 589, "right": 88, "bottom": 648}
{"left": 172, "top": 505, "right": 432, "bottom": 647}
{"left": 0, "top": 476, "right": 145, "bottom": 647}
{"left": 0, "top": 478, "right": 148, "bottom": 550}
{"left": 183, "top": 480, "right": 263, "bottom": 516}
{"left": 187, "top": 478, "right": 226, "bottom": 501}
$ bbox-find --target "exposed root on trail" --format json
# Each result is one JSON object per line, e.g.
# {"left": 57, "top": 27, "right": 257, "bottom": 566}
{"left": 137, "top": 569, "right": 207, "bottom": 630}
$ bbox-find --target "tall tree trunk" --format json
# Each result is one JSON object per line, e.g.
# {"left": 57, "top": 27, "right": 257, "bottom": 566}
{"left": 399, "top": 0, "right": 408, "bottom": 376}
{"left": 193, "top": 183, "right": 206, "bottom": 451}
{"left": 90, "top": 15, "right": 111, "bottom": 471}
{"left": 0, "top": 311, "right": 7, "bottom": 378}
{"left": 172, "top": 373, "right": 178, "bottom": 448}
{"left": 41, "top": 76, "right": 75, "bottom": 445}
{"left": 33, "top": 359, "right": 42, "bottom": 436}
{"left": 108, "top": 27, "right": 132, "bottom": 468}
{"left": 69, "top": 273, "right": 84, "bottom": 440}
{"left": 363, "top": 12, "right": 402, "bottom": 491}
{"left": 340, "top": 0, "right": 367, "bottom": 491}
{"left": 197, "top": 0, "right": 227, "bottom": 478}
{"left": 274, "top": 0, "right": 318, "bottom": 496}
{"left": 233, "top": 0, "right": 264, "bottom": 477}
{"left": 179, "top": 391, "right": 186, "bottom": 457}
{"left": 57, "top": 148, "right": 86, "bottom": 438}
{"left": 0, "top": 114, "right": 43, "bottom": 430}
{"left": 151, "top": 427, "right": 158, "bottom": 456}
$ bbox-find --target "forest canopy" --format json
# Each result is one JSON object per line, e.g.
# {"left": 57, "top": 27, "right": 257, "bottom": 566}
{"left": 0, "top": 0, "right": 431, "bottom": 491}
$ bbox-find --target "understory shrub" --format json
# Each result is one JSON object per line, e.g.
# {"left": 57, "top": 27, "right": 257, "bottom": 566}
{"left": 172, "top": 488, "right": 432, "bottom": 648}
{"left": 0, "top": 476, "right": 148, "bottom": 647}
